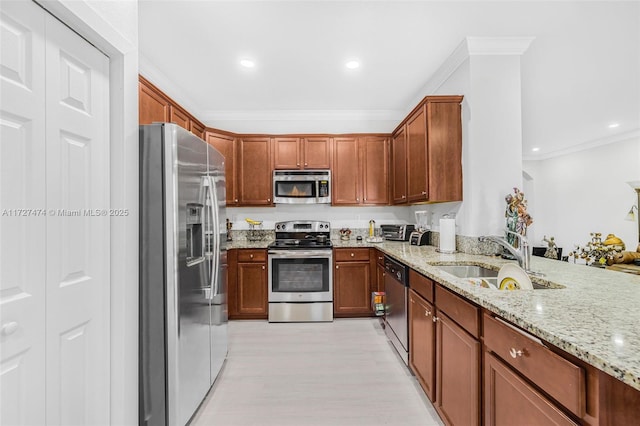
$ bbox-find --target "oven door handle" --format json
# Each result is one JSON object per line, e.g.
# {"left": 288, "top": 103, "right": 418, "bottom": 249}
{"left": 268, "top": 250, "right": 332, "bottom": 258}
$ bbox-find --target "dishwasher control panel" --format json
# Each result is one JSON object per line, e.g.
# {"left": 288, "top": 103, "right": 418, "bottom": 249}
{"left": 384, "top": 256, "right": 408, "bottom": 286}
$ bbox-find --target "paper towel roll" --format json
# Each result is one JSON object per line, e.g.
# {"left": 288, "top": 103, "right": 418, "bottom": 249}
{"left": 439, "top": 218, "right": 456, "bottom": 253}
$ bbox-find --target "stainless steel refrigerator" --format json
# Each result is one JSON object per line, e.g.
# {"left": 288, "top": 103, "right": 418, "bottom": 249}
{"left": 139, "top": 123, "right": 228, "bottom": 426}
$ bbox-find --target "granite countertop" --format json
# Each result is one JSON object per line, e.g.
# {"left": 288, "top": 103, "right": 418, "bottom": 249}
{"left": 228, "top": 238, "right": 640, "bottom": 391}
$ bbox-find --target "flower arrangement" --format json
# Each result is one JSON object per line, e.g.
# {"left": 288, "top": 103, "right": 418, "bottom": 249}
{"left": 568, "top": 232, "right": 625, "bottom": 266}
{"left": 339, "top": 228, "right": 352, "bottom": 240}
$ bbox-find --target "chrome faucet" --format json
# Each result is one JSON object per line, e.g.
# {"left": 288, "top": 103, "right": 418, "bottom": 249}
{"left": 479, "top": 231, "right": 534, "bottom": 273}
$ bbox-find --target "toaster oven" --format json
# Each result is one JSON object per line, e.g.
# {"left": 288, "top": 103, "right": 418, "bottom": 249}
{"left": 380, "top": 224, "right": 415, "bottom": 241}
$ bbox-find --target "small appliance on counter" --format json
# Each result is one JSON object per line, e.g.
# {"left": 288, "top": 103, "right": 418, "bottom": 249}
{"left": 380, "top": 224, "right": 415, "bottom": 241}
{"left": 410, "top": 230, "right": 430, "bottom": 246}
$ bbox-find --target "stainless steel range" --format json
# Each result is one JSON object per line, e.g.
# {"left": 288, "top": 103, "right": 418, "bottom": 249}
{"left": 268, "top": 221, "right": 333, "bottom": 322}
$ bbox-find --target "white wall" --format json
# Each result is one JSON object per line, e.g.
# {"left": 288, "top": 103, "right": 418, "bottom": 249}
{"left": 524, "top": 136, "right": 640, "bottom": 253}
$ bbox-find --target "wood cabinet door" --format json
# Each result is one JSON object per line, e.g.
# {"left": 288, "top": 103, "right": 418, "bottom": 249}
{"left": 334, "top": 261, "right": 371, "bottom": 316}
{"left": 406, "top": 106, "right": 428, "bottom": 203}
{"left": 206, "top": 131, "right": 238, "bottom": 206}
{"left": 303, "top": 137, "right": 331, "bottom": 169}
{"left": 169, "top": 105, "right": 190, "bottom": 130}
{"left": 190, "top": 120, "right": 205, "bottom": 140}
{"left": 436, "top": 311, "right": 480, "bottom": 426}
{"left": 409, "top": 290, "right": 436, "bottom": 402}
{"left": 273, "top": 137, "right": 301, "bottom": 169}
{"left": 227, "top": 250, "right": 238, "bottom": 318}
{"left": 426, "top": 99, "right": 463, "bottom": 202}
{"left": 375, "top": 261, "right": 385, "bottom": 293}
{"left": 332, "top": 137, "right": 360, "bottom": 205}
{"left": 484, "top": 352, "right": 577, "bottom": 426}
{"left": 392, "top": 126, "right": 408, "bottom": 204}
{"left": 361, "top": 136, "right": 389, "bottom": 205}
{"left": 238, "top": 137, "right": 272, "bottom": 205}
{"left": 139, "top": 80, "right": 169, "bottom": 125}
{"left": 236, "top": 262, "right": 268, "bottom": 317}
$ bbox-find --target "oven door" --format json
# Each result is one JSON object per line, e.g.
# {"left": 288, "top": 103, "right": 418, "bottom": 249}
{"left": 268, "top": 250, "right": 333, "bottom": 302}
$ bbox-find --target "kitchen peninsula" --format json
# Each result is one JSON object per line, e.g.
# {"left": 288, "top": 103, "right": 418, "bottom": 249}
{"left": 228, "top": 236, "right": 640, "bottom": 425}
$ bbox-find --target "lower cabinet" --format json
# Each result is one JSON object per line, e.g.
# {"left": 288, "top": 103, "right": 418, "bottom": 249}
{"left": 484, "top": 352, "right": 577, "bottom": 426}
{"left": 228, "top": 249, "right": 268, "bottom": 319}
{"left": 409, "top": 289, "right": 436, "bottom": 401}
{"left": 333, "top": 248, "right": 372, "bottom": 317}
{"left": 435, "top": 311, "right": 481, "bottom": 426}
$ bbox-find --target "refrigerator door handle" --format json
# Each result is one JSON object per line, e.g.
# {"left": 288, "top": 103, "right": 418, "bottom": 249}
{"left": 204, "top": 176, "right": 220, "bottom": 299}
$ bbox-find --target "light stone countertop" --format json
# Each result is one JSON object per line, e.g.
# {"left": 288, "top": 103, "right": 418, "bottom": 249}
{"left": 229, "top": 238, "right": 640, "bottom": 391}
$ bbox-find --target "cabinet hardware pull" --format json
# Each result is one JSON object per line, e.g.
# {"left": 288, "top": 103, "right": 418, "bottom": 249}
{"left": 421, "top": 191, "right": 427, "bottom": 195}
{"left": 351, "top": 253, "right": 354, "bottom": 257}
{"left": 364, "top": 198, "right": 367, "bottom": 201}
{"left": 336, "top": 265, "right": 339, "bottom": 269}
{"left": 509, "top": 348, "right": 524, "bottom": 358}
{"left": 402, "top": 195, "right": 406, "bottom": 199}
{"left": 267, "top": 198, "right": 271, "bottom": 202}
{"left": 262, "top": 265, "right": 265, "bottom": 270}
{"left": 425, "top": 310, "right": 431, "bottom": 317}
{"left": 250, "top": 254, "right": 253, "bottom": 258}
{"left": 234, "top": 199, "right": 238, "bottom": 203}
{"left": 304, "top": 163, "right": 308, "bottom": 166}
{"left": 432, "top": 316, "right": 439, "bottom": 322}
{"left": 296, "top": 163, "right": 300, "bottom": 166}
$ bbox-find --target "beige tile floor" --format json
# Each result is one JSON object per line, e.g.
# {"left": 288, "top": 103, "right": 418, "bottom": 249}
{"left": 190, "top": 318, "right": 443, "bottom": 426}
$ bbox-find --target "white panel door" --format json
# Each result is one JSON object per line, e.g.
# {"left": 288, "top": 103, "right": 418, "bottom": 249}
{"left": 44, "top": 12, "right": 110, "bottom": 426}
{"left": 0, "top": 2, "right": 47, "bottom": 425}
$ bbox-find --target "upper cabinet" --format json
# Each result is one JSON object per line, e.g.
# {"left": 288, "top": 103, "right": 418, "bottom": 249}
{"left": 394, "top": 95, "right": 463, "bottom": 204}
{"left": 273, "top": 137, "right": 331, "bottom": 169}
{"left": 206, "top": 130, "right": 238, "bottom": 206}
{"left": 138, "top": 75, "right": 206, "bottom": 140}
{"left": 238, "top": 137, "right": 273, "bottom": 206}
{"left": 139, "top": 76, "right": 169, "bottom": 125}
{"left": 332, "top": 136, "right": 389, "bottom": 206}
{"left": 391, "top": 127, "right": 407, "bottom": 204}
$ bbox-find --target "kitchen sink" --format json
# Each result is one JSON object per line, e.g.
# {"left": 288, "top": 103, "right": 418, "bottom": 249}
{"left": 437, "top": 265, "right": 498, "bottom": 279}
{"left": 437, "top": 264, "right": 565, "bottom": 290}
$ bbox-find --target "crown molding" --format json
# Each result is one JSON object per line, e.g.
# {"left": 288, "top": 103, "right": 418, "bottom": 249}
{"left": 523, "top": 129, "right": 640, "bottom": 161}
{"left": 466, "top": 36, "right": 535, "bottom": 56}
{"left": 199, "top": 109, "right": 404, "bottom": 123}
{"left": 138, "top": 54, "right": 203, "bottom": 115}
{"left": 413, "top": 36, "right": 535, "bottom": 108}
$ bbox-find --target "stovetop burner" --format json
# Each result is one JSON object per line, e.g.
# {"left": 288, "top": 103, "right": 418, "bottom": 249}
{"left": 269, "top": 220, "right": 332, "bottom": 250}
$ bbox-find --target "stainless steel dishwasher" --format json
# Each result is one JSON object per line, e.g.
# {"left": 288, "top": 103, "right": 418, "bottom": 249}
{"left": 383, "top": 255, "right": 409, "bottom": 365}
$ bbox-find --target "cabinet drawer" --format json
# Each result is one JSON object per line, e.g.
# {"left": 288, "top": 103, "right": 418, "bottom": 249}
{"left": 483, "top": 314, "right": 585, "bottom": 418}
{"left": 409, "top": 270, "right": 434, "bottom": 303}
{"left": 237, "top": 249, "right": 267, "bottom": 262}
{"left": 435, "top": 285, "right": 479, "bottom": 338}
{"left": 334, "top": 248, "right": 370, "bottom": 262}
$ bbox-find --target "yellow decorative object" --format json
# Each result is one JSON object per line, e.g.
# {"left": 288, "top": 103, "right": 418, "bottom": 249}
{"left": 603, "top": 234, "right": 625, "bottom": 250}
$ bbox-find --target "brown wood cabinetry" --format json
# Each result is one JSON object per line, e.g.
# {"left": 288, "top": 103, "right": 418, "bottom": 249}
{"left": 273, "top": 137, "right": 331, "bottom": 169}
{"left": 303, "top": 137, "right": 331, "bottom": 169}
{"left": 139, "top": 76, "right": 169, "bottom": 125}
{"left": 434, "top": 285, "right": 481, "bottom": 425}
{"left": 238, "top": 137, "right": 272, "bottom": 206}
{"left": 228, "top": 249, "right": 268, "bottom": 319}
{"left": 436, "top": 310, "right": 481, "bottom": 426}
{"left": 138, "top": 75, "right": 206, "bottom": 140}
{"left": 396, "top": 96, "right": 463, "bottom": 204}
{"left": 373, "top": 249, "right": 385, "bottom": 293}
{"left": 391, "top": 126, "right": 407, "bottom": 204}
{"left": 332, "top": 137, "right": 389, "bottom": 205}
{"left": 333, "top": 248, "right": 372, "bottom": 317}
{"left": 409, "top": 289, "right": 436, "bottom": 402}
{"left": 206, "top": 131, "right": 238, "bottom": 206}
{"left": 484, "top": 352, "right": 577, "bottom": 426}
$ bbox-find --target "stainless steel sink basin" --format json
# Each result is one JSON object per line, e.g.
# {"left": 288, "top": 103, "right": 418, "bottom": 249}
{"left": 437, "top": 265, "right": 498, "bottom": 279}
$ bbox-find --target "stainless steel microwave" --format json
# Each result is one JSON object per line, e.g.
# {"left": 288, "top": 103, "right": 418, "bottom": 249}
{"left": 273, "top": 170, "right": 331, "bottom": 204}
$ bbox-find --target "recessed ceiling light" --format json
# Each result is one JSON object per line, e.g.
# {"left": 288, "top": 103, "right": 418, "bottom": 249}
{"left": 532, "top": 147, "right": 540, "bottom": 152}
{"left": 345, "top": 60, "right": 360, "bottom": 69}
{"left": 240, "top": 59, "right": 255, "bottom": 68}
{"left": 608, "top": 123, "right": 620, "bottom": 128}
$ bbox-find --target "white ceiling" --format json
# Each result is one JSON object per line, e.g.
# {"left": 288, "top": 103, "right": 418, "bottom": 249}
{"left": 139, "top": 1, "right": 640, "bottom": 159}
